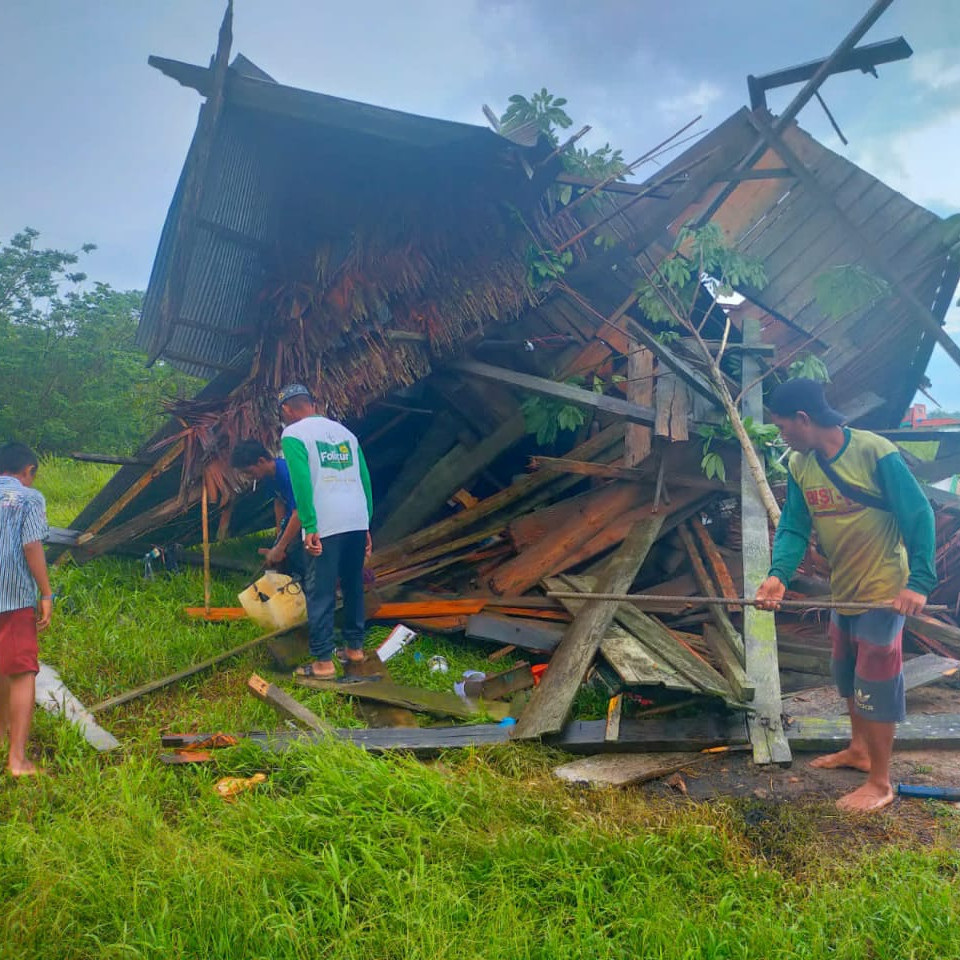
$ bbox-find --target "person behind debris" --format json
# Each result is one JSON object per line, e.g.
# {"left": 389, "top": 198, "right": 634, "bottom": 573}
{"left": 277, "top": 384, "right": 373, "bottom": 680}
{"left": 230, "top": 439, "right": 305, "bottom": 581}
{"left": 0, "top": 442, "right": 53, "bottom": 777}
{"left": 755, "top": 378, "right": 936, "bottom": 813}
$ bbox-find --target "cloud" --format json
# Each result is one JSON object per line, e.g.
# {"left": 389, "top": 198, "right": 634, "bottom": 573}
{"left": 910, "top": 49, "right": 960, "bottom": 93}
{"left": 655, "top": 81, "right": 724, "bottom": 122}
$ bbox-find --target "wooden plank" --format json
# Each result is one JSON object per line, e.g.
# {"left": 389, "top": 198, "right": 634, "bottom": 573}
{"left": 247, "top": 673, "right": 327, "bottom": 733}
{"left": 463, "top": 663, "right": 534, "bottom": 701}
{"left": 624, "top": 345, "right": 654, "bottom": 466}
{"left": 35, "top": 663, "right": 120, "bottom": 752}
{"left": 906, "top": 615, "right": 960, "bottom": 656}
{"left": 740, "top": 316, "right": 791, "bottom": 766}
{"left": 787, "top": 713, "right": 960, "bottom": 752}
{"left": 690, "top": 519, "right": 740, "bottom": 611}
{"left": 75, "top": 439, "right": 185, "bottom": 544}
{"left": 546, "top": 576, "right": 696, "bottom": 691}
{"left": 489, "top": 482, "right": 645, "bottom": 596}
{"left": 612, "top": 604, "right": 734, "bottom": 700}
{"left": 783, "top": 653, "right": 960, "bottom": 711}
{"left": 295, "top": 676, "right": 510, "bottom": 722}
{"left": 678, "top": 523, "right": 745, "bottom": 664}
{"left": 466, "top": 613, "right": 564, "bottom": 653}
{"left": 376, "top": 414, "right": 526, "bottom": 543}
{"left": 370, "top": 599, "right": 489, "bottom": 619}
{"left": 166, "top": 712, "right": 751, "bottom": 757}
{"left": 372, "top": 422, "right": 625, "bottom": 566}
{"left": 451, "top": 360, "right": 660, "bottom": 427}
{"left": 703, "top": 624, "right": 755, "bottom": 703}
{"left": 373, "top": 413, "right": 459, "bottom": 533}
{"left": 90, "top": 625, "right": 297, "bottom": 713}
{"left": 513, "top": 515, "right": 666, "bottom": 739}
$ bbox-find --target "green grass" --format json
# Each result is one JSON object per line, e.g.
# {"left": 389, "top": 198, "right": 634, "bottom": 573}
{"left": 2, "top": 460, "right": 960, "bottom": 959}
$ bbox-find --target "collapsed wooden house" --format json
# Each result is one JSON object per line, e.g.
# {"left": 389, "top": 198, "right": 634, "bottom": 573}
{"left": 64, "top": 19, "right": 960, "bottom": 766}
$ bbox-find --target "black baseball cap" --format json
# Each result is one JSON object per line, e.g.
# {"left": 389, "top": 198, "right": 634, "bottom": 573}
{"left": 277, "top": 383, "right": 313, "bottom": 410}
{"left": 768, "top": 378, "right": 845, "bottom": 427}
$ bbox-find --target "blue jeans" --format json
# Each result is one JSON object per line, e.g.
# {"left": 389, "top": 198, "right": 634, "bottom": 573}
{"left": 303, "top": 530, "right": 367, "bottom": 661}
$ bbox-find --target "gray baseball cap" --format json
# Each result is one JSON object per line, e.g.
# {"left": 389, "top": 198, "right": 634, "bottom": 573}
{"left": 277, "top": 383, "right": 313, "bottom": 409}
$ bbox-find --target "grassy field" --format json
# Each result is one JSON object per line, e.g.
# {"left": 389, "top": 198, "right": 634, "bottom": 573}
{"left": 1, "top": 459, "right": 958, "bottom": 959}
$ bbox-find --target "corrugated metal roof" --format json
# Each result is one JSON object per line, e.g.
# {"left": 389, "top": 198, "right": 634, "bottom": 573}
{"left": 138, "top": 55, "right": 543, "bottom": 377}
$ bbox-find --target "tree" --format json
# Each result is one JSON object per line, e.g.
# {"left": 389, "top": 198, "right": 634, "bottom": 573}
{"left": 0, "top": 229, "right": 199, "bottom": 454}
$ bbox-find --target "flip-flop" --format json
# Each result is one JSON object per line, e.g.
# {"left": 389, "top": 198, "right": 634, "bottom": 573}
{"left": 293, "top": 663, "right": 337, "bottom": 680}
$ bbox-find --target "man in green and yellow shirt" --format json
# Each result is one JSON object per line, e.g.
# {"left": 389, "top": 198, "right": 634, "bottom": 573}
{"left": 755, "top": 379, "right": 936, "bottom": 813}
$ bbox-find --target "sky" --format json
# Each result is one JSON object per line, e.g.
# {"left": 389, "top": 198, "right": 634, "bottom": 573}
{"left": 2, "top": 0, "right": 959, "bottom": 408}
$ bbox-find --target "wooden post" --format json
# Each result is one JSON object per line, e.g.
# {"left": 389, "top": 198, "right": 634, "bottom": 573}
{"left": 201, "top": 471, "right": 212, "bottom": 615}
{"left": 624, "top": 344, "right": 653, "bottom": 466}
{"left": 741, "top": 317, "right": 791, "bottom": 765}
{"left": 512, "top": 514, "right": 665, "bottom": 739}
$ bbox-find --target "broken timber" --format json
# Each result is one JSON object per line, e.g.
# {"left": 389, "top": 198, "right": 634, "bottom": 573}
{"left": 451, "top": 360, "right": 660, "bottom": 427}
{"left": 512, "top": 514, "right": 665, "bottom": 739}
{"left": 247, "top": 673, "right": 327, "bottom": 733}
{"left": 295, "top": 676, "right": 511, "bottom": 722}
{"left": 740, "top": 317, "right": 791, "bottom": 765}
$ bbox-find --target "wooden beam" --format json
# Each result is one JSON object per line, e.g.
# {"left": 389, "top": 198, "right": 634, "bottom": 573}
{"left": 247, "top": 673, "right": 327, "bottom": 733}
{"left": 787, "top": 713, "right": 960, "bottom": 752}
{"left": 372, "top": 423, "right": 625, "bottom": 567}
{"left": 70, "top": 453, "right": 151, "bottom": 467}
{"left": 376, "top": 414, "right": 525, "bottom": 543}
{"left": 76, "top": 439, "right": 185, "bottom": 543}
{"left": 295, "top": 676, "right": 510, "bottom": 722}
{"left": 90, "top": 624, "right": 298, "bottom": 713}
{"left": 740, "top": 317, "right": 791, "bottom": 765}
{"left": 513, "top": 515, "right": 665, "bottom": 739}
{"left": 450, "top": 360, "right": 661, "bottom": 427}
{"left": 624, "top": 344, "right": 653, "bottom": 466}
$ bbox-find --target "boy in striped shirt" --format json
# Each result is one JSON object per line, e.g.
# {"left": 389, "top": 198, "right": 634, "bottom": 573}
{"left": 0, "top": 442, "right": 53, "bottom": 777}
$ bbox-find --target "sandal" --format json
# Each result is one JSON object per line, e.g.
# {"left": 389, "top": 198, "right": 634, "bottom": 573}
{"left": 293, "top": 663, "right": 337, "bottom": 680}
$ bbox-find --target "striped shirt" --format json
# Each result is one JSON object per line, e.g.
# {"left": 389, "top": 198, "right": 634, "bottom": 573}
{"left": 0, "top": 476, "right": 49, "bottom": 614}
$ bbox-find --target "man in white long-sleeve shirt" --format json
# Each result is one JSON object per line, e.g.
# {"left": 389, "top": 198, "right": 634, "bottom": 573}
{"left": 278, "top": 384, "right": 373, "bottom": 679}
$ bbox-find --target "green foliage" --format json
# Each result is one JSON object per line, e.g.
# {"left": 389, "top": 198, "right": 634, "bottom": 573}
{"left": 521, "top": 373, "right": 623, "bottom": 445}
{"left": 0, "top": 229, "right": 200, "bottom": 453}
{"left": 636, "top": 223, "right": 767, "bottom": 329}
{"left": 521, "top": 393, "right": 585, "bottom": 446}
{"left": 501, "top": 89, "right": 625, "bottom": 183}
{"left": 787, "top": 352, "right": 831, "bottom": 382}
{"left": 525, "top": 244, "right": 573, "bottom": 290}
{"left": 813, "top": 263, "right": 891, "bottom": 321}
{"left": 698, "top": 416, "right": 785, "bottom": 483}
{"left": 500, "top": 89, "right": 572, "bottom": 143}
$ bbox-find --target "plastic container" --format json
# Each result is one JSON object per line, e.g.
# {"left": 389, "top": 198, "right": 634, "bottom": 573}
{"left": 238, "top": 572, "right": 306, "bottom": 631}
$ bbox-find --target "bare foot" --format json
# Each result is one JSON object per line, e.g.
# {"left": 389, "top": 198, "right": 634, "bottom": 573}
{"left": 810, "top": 748, "right": 870, "bottom": 772}
{"left": 7, "top": 759, "right": 40, "bottom": 778}
{"left": 836, "top": 781, "right": 894, "bottom": 813}
{"left": 337, "top": 648, "right": 364, "bottom": 663}
{"left": 294, "top": 662, "right": 337, "bottom": 680}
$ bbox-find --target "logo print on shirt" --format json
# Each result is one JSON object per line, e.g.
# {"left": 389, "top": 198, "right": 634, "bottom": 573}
{"left": 316, "top": 440, "right": 354, "bottom": 471}
{"left": 804, "top": 486, "right": 863, "bottom": 516}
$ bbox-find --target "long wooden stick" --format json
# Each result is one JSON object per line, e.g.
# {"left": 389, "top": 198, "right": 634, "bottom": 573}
{"left": 544, "top": 591, "right": 950, "bottom": 614}
{"left": 201, "top": 472, "right": 212, "bottom": 615}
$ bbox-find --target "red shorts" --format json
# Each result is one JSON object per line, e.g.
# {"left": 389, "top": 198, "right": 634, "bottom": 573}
{"left": 0, "top": 607, "right": 39, "bottom": 676}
